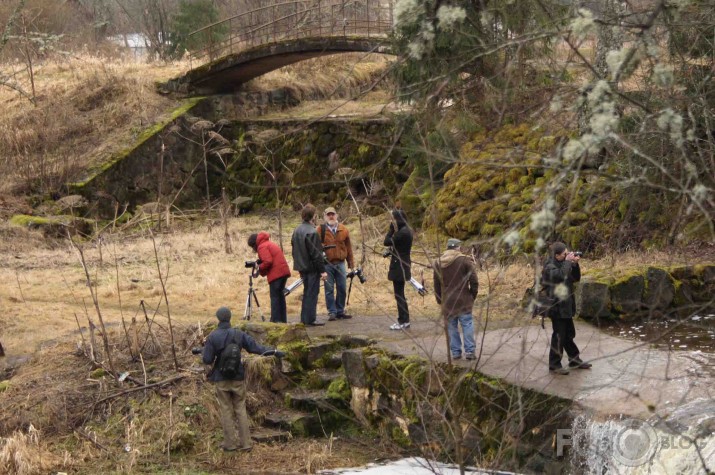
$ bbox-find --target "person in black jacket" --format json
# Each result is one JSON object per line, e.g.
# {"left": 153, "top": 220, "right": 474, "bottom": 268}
{"left": 291, "top": 204, "right": 328, "bottom": 326}
{"left": 542, "top": 242, "right": 592, "bottom": 375}
{"left": 202, "top": 307, "right": 284, "bottom": 451}
{"left": 384, "top": 209, "right": 413, "bottom": 330}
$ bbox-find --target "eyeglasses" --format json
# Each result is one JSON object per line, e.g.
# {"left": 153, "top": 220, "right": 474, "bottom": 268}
{"left": 326, "top": 213, "right": 336, "bottom": 216}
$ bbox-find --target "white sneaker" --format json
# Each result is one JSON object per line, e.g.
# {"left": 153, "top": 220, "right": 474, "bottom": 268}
{"left": 389, "top": 322, "right": 410, "bottom": 330}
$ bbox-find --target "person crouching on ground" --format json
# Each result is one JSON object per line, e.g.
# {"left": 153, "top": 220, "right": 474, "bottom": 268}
{"left": 202, "top": 307, "right": 284, "bottom": 452}
{"left": 543, "top": 242, "right": 592, "bottom": 375}
{"left": 433, "top": 238, "right": 478, "bottom": 361}
{"left": 319, "top": 206, "right": 355, "bottom": 321}
{"left": 384, "top": 209, "right": 413, "bottom": 330}
{"left": 248, "top": 232, "right": 291, "bottom": 323}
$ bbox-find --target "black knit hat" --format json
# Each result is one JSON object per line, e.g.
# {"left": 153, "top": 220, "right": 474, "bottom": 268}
{"left": 216, "top": 307, "right": 232, "bottom": 322}
{"left": 247, "top": 233, "right": 258, "bottom": 249}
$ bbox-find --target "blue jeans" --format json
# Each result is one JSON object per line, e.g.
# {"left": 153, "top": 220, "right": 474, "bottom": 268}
{"left": 324, "top": 261, "right": 347, "bottom": 316}
{"left": 300, "top": 271, "right": 320, "bottom": 325}
{"left": 269, "top": 276, "right": 288, "bottom": 323}
{"left": 448, "top": 313, "right": 476, "bottom": 357}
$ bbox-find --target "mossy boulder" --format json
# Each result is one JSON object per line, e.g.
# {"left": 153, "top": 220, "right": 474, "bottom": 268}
{"left": 610, "top": 274, "right": 645, "bottom": 317}
{"left": 577, "top": 280, "right": 611, "bottom": 319}
{"left": 643, "top": 267, "right": 675, "bottom": 311}
{"left": 9, "top": 214, "right": 94, "bottom": 237}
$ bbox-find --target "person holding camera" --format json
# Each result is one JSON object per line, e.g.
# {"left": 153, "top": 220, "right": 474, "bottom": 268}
{"left": 543, "top": 242, "right": 592, "bottom": 375}
{"left": 433, "top": 238, "right": 478, "bottom": 360}
{"left": 384, "top": 209, "right": 413, "bottom": 330}
{"left": 201, "top": 307, "right": 285, "bottom": 452}
{"left": 291, "top": 204, "right": 328, "bottom": 326}
{"left": 247, "top": 232, "right": 291, "bottom": 323}
{"left": 319, "top": 207, "right": 355, "bottom": 321}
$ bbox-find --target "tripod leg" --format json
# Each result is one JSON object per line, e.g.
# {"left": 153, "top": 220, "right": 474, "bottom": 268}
{"left": 244, "top": 289, "right": 252, "bottom": 320}
{"left": 346, "top": 277, "right": 354, "bottom": 306}
{"left": 251, "top": 290, "right": 265, "bottom": 322}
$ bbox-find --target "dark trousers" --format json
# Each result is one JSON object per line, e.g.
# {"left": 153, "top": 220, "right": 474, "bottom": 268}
{"left": 549, "top": 318, "right": 580, "bottom": 369}
{"left": 269, "top": 276, "right": 288, "bottom": 323}
{"left": 300, "top": 271, "right": 320, "bottom": 325}
{"left": 393, "top": 280, "right": 410, "bottom": 324}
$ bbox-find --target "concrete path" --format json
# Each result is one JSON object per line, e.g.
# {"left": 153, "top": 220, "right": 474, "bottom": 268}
{"left": 310, "top": 318, "right": 714, "bottom": 419}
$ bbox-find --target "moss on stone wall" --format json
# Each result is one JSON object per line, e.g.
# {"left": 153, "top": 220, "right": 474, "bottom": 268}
{"left": 430, "top": 122, "right": 702, "bottom": 253}
{"left": 223, "top": 119, "right": 408, "bottom": 211}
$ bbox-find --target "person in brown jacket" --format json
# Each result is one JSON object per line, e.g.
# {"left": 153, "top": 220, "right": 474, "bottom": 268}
{"left": 319, "top": 207, "right": 355, "bottom": 321}
{"left": 433, "top": 238, "right": 478, "bottom": 360}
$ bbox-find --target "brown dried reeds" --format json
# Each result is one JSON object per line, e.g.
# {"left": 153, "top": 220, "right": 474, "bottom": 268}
{"left": 0, "top": 425, "right": 61, "bottom": 475}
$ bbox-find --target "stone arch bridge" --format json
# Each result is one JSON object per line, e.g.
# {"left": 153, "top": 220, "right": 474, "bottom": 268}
{"left": 165, "top": 0, "right": 395, "bottom": 95}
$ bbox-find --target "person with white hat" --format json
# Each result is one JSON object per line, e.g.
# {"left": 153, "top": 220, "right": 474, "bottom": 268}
{"left": 319, "top": 206, "right": 355, "bottom": 321}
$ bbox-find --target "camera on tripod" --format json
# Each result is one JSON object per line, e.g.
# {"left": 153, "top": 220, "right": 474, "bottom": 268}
{"left": 245, "top": 259, "right": 261, "bottom": 269}
{"left": 382, "top": 248, "right": 392, "bottom": 258}
{"left": 347, "top": 267, "right": 366, "bottom": 284}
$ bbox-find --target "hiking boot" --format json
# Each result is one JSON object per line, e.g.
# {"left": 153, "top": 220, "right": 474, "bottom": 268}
{"left": 307, "top": 320, "right": 325, "bottom": 326}
{"left": 549, "top": 367, "right": 570, "bottom": 375}
{"left": 239, "top": 446, "right": 253, "bottom": 453}
{"left": 452, "top": 354, "right": 462, "bottom": 360}
{"left": 221, "top": 446, "right": 238, "bottom": 452}
{"left": 465, "top": 353, "right": 476, "bottom": 360}
{"left": 327, "top": 313, "right": 337, "bottom": 321}
{"left": 569, "top": 359, "right": 592, "bottom": 369}
{"left": 336, "top": 313, "right": 353, "bottom": 319}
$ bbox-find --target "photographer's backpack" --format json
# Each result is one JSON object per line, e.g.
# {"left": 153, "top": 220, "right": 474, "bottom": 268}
{"left": 218, "top": 329, "right": 242, "bottom": 378}
{"left": 531, "top": 260, "right": 555, "bottom": 329}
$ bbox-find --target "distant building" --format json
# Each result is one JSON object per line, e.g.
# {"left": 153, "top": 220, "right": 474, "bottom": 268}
{"left": 108, "top": 33, "right": 150, "bottom": 59}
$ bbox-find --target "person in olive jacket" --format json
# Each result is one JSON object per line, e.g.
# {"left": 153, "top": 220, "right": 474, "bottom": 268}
{"left": 543, "top": 241, "right": 592, "bottom": 374}
{"left": 202, "top": 307, "right": 284, "bottom": 452}
{"left": 384, "top": 209, "right": 413, "bottom": 330}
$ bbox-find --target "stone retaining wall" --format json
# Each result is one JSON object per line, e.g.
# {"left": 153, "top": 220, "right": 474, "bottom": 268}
{"left": 577, "top": 264, "right": 715, "bottom": 320}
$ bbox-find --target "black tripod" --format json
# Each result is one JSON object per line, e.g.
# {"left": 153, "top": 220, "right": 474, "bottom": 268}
{"left": 243, "top": 269, "right": 265, "bottom": 321}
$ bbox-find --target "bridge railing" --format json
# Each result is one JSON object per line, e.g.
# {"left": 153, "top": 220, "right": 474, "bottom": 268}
{"left": 187, "top": 0, "right": 394, "bottom": 70}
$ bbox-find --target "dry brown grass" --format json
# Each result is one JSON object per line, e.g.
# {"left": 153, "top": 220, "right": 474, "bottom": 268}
{"left": 2, "top": 210, "right": 709, "bottom": 357}
{"left": 0, "top": 52, "right": 393, "bottom": 204}
{"left": 0, "top": 54, "right": 190, "bottom": 195}
{"left": 244, "top": 53, "right": 393, "bottom": 99}
{"left": 0, "top": 425, "right": 60, "bottom": 475}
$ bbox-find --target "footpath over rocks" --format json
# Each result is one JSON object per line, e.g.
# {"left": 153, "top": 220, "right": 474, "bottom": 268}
{"left": 309, "top": 318, "right": 714, "bottom": 420}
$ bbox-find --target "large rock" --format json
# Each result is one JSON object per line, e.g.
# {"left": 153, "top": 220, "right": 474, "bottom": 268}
{"left": 342, "top": 349, "right": 368, "bottom": 388}
{"left": 643, "top": 267, "right": 675, "bottom": 311}
{"left": 610, "top": 274, "right": 644, "bottom": 316}
{"left": 577, "top": 280, "right": 611, "bottom": 319}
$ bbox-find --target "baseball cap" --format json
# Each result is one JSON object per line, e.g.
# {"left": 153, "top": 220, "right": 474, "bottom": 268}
{"left": 446, "top": 238, "right": 462, "bottom": 249}
{"left": 324, "top": 206, "right": 337, "bottom": 215}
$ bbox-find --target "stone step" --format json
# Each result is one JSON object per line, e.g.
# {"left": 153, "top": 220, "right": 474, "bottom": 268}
{"left": 251, "top": 427, "right": 291, "bottom": 443}
{"left": 285, "top": 389, "right": 336, "bottom": 412}
{"left": 264, "top": 408, "right": 315, "bottom": 429}
{"left": 263, "top": 408, "right": 326, "bottom": 437}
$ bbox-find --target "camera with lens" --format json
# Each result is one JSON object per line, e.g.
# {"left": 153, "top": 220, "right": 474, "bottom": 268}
{"left": 382, "top": 248, "right": 392, "bottom": 259}
{"left": 347, "top": 267, "right": 367, "bottom": 284}
{"left": 191, "top": 347, "right": 203, "bottom": 355}
{"left": 573, "top": 251, "right": 583, "bottom": 257}
{"left": 245, "top": 259, "right": 262, "bottom": 268}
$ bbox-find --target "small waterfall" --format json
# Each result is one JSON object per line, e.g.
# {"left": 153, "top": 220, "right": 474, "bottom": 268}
{"left": 567, "top": 400, "right": 715, "bottom": 474}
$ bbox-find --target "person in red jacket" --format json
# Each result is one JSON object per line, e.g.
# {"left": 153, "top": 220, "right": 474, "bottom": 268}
{"left": 248, "top": 232, "right": 291, "bottom": 323}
